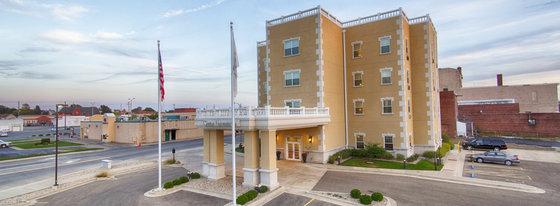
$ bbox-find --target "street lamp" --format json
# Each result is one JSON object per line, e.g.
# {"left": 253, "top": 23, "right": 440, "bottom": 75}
{"left": 54, "top": 103, "right": 68, "bottom": 187}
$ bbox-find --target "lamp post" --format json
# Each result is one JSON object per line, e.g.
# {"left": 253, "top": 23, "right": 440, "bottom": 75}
{"left": 54, "top": 103, "right": 68, "bottom": 187}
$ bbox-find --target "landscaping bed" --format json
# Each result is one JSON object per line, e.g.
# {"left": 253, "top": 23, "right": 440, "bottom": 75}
{"left": 11, "top": 139, "right": 82, "bottom": 149}
{"left": 342, "top": 158, "right": 444, "bottom": 171}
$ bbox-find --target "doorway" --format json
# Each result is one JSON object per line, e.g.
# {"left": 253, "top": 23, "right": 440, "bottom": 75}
{"left": 285, "top": 136, "right": 301, "bottom": 161}
{"left": 165, "top": 130, "right": 177, "bottom": 141}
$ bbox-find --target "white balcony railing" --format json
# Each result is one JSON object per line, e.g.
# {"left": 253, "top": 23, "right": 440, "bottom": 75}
{"left": 196, "top": 106, "right": 331, "bottom": 130}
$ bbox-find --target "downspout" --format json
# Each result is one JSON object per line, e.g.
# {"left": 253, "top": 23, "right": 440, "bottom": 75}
{"left": 342, "top": 29, "right": 349, "bottom": 148}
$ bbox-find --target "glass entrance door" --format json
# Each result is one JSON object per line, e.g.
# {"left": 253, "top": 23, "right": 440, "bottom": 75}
{"left": 286, "top": 141, "right": 301, "bottom": 161}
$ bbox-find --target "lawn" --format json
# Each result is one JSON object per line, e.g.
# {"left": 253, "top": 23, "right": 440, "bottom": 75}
{"left": 0, "top": 147, "right": 102, "bottom": 161}
{"left": 11, "top": 139, "right": 82, "bottom": 149}
{"left": 341, "top": 158, "right": 443, "bottom": 171}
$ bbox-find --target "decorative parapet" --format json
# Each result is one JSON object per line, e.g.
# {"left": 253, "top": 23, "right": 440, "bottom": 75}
{"left": 196, "top": 106, "right": 330, "bottom": 130}
{"left": 341, "top": 8, "right": 403, "bottom": 28}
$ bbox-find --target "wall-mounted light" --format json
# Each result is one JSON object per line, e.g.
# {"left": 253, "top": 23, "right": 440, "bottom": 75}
{"left": 308, "top": 136, "right": 312, "bottom": 144}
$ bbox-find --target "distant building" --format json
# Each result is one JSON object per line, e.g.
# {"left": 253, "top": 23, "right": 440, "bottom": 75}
{"left": 439, "top": 68, "right": 559, "bottom": 113}
{"left": 20, "top": 115, "right": 53, "bottom": 126}
{"left": 0, "top": 118, "right": 23, "bottom": 132}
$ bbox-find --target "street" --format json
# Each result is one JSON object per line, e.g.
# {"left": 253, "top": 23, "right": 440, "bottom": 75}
{"left": 0, "top": 136, "right": 237, "bottom": 200}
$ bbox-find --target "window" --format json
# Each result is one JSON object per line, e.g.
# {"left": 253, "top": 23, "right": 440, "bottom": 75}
{"left": 406, "top": 71, "right": 411, "bottom": 90}
{"left": 407, "top": 99, "right": 411, "bottom": 115}
{"left": 284, "top": 99, "right": 301, "bottom": 108}
{"left": 380, "top": 68, "right": 392, "bottom": 85}
{"left": 284, "top": 38, "right": 300, "bottom": 56}
{"left": 353, "top": 99, "right": 364, "bottom": 115}
{"left": 353, "top": 71, "right": 364, "bottom": 87}
{"left": 379, "top": 36, "right": 391, "bottom": 54}
{"left": 284, "top": 70, "right": 300, "bottom": 87}
{"left": 352, "top": 41, "right": 362, "bottom": 59}
{"left": 355, "top": 133, "right": 365, "bottom": 149}
{"left": 531, "top": 91, "right": 537, "bottom": 102}
{"left": 381, "top": 98, "right": 393, "bottom": 114}
{"left": 384, "top": 134, "right": 394, "bottom": 150}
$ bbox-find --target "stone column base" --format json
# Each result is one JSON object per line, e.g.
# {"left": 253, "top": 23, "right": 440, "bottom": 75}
{"left": 242, "top": 168, "right": 259, "bottom": 187}
{"left": 202, "top": 162, "right": 209, "bottom": 177}
{"left": 207, "top": 162, "right": 225, "bottom": 180}
{"left": 259, "top": 168, "right": 278, "bottom": 189}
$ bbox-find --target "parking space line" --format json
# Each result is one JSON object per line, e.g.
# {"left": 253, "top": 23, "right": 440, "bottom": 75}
{"left": 303, "top": 198, "right": 315, "bottom": 206}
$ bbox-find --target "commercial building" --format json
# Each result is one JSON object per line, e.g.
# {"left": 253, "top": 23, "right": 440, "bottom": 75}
{"left": 80, "top": 113, "right": 202, "bottom": 144}
{"left": 196, "top": 6, "right": 442, "bottom": 188}
{"left": 0, "top": 117, "right": 23, "bottom": 132}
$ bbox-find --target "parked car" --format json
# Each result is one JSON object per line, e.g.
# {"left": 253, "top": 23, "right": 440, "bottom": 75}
{"left": 0, "top": 140, "right": 11, "bottom": 148}
{"left": 462, "top": 138, "right": 507, "bottom": 150}
{"left": 0, "top": 131, "right": 8, "bottom": 137}
{"left": 472, "top": 151, "right": 520, "bottom": 166}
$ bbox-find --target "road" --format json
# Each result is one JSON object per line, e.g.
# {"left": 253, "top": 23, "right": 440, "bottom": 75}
{"left": 36, "top": 167, "right": 229, "bottom": 206}
{"left": 0, "top": 136, "right": 238, "bottom": 200}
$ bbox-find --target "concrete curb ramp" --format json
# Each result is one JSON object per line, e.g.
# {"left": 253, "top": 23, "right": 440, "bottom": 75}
{"left": 325, "top": 165, "right": 545, "bottom": 194}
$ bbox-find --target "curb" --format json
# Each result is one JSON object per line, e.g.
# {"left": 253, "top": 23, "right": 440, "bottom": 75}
{"left": 0, "top": 147, "right": 106, "bottom": 163}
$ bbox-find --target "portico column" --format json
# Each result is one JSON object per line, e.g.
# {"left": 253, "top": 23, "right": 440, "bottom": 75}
{"left": 243, "top": 130, "right": 259, "bottom": 186}
{"left": 259, "top": 130, "right": 279, "bottom": 188}
{"left": 205, "top": 129, "right": 225, "bottom": 180}
{"left": 202, "top": 130, "right": 210, "bottom": 177}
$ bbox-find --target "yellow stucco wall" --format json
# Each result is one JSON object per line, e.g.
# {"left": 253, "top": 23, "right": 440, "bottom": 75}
{"left": 257, "top": 44, "right": 268, "bottom": 107}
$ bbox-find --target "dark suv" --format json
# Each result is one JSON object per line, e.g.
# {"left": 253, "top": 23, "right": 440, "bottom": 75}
{"left": 462, "top": 138, "right": 507, "bottom": 150}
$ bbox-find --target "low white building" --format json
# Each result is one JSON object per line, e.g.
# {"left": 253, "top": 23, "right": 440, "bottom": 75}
{"left": 55, "top": 116, "right": 87, "bottom": 127}
{"left": 0, "top": 118, "right": 24, "bottom": 132}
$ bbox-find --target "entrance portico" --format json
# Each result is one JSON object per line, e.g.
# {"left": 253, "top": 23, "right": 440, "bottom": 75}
{"left": 196, "top": 106, "right": 330, "bottom": 188}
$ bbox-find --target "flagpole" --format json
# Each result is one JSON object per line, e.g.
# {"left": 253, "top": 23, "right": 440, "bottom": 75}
{"left": 230, "top": 22, "right": 237, "bottom": 205}
{"left": 157, "top": 40, "right": 163, "bottom": 190}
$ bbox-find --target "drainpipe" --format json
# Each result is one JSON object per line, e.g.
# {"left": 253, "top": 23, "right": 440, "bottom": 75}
{"left": 342, "top": 29, "right": 349, "bottom": 148}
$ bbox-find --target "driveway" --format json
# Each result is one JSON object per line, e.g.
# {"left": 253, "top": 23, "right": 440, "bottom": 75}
{"left": 313, "top": 170, "right": 559, "bottom": 206}
{"left": 36, "top": 167, "right": 229, "bottom": 206}
{"left": 264, "top": 193, "right": 337, "bottom": 206}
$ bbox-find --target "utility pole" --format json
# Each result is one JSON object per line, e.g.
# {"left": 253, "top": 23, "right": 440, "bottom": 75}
{"left": 54, "top": 103, "right": 67, "bottom": 186}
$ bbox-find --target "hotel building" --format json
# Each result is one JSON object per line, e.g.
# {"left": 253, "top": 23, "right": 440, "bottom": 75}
{"left": 196, "top": 6, "right": 442, "bottom": 188}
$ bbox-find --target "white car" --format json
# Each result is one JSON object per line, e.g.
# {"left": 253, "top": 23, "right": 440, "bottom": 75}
{"left": 0, "top": 140, "right": 11, "bottom": 148}
{"left": 0, "top": 131, "right": 8, "bottom": 137}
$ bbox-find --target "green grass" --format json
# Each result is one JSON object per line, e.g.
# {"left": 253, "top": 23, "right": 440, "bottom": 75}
{"left": 0, "top": 147, "right": 102, "bottom": 161}
{"left": 11, "top": 139, "right": 82, "bottom": 149}
{"left": 341, "top": 158, "right": 443, "bottom": 171}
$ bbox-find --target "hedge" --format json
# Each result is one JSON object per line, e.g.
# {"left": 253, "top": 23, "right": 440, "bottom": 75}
{"left": 163, "top": 176, "right": 189, "bottom": 189}
{"left": 406, "top": 154, "right": 419, "bottom": 162}
{"left": 255, "top": 185, "right": 268, "bottom": 193}
{"left": 359, "top": 194, "right": 372, "bottom": 205}
{"left": 328, "top": 144, "right": 394, "bottom": 164}
{"left": 350, "top": 189, "right": 361, "bottom": 199}
{"left": 328, "top": 149, "right": 353, "bottom": 164}
{"left": 371, "top": 192, "right": 384, "bottom": 202}
{"left": 236, "top": 190, "right": 259, "bottom": 205}
{"left": 189, "top": 172, "right": 201, "bottom": 179}
{"left": 396, "top": 154, "right": 405, "bottom": 161}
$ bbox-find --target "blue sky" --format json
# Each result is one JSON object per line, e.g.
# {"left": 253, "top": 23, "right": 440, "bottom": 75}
{"left": 0, "top": 0, "right": 559, "bottom": 110}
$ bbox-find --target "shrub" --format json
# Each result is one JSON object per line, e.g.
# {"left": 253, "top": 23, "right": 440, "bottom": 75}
{"left": 371, "top": 192, "right": 384, "bottom": 202}
{"left": 450, "top": 142, "right": 455, "bottom": 150}
{"left": 95, "top": 171, "right": 109, "bottom": 178}
{"left": 38, "top": 134, "right": 44, "bottom": 137}
{"left": 396, "top": 154, "right": 405, "bottom": 161}
{"left": 236, "top": 190, "right": 259, "bottom": 205}
{"left": 164, "top": 159, "right": 177, "bottom": 165}
{"left": 406, "top": 154, "right": 419, "bottom": 162}
{"left": 163, "top": 181, "right": 174, "bottom": 189}
{"left": 437, "top": 143, "right": 451, "bottom": 158}
{"left": 189, "top": 172, "right": 201, "bottom": 179}
{"left": 359, "top": 194, "right": 372, "bottom": 205}
{"left": 328, "top": 149, "right": 353, "bottom": 164}
{"left": 422, "top": 151, "right": 437, "bottom": 159}
{"left": 178, "top": 176, "right": 189, "bottom": 184}
{"left": 246, "top": 190, "right": 258, "bottom": 199}
{"left": 236, "top": 195, "right": 249, "bottom": 205}
{"left": 442, "top": 134, "right": 451, "bottom": 144}
{"left": 350, "top": 189, "right": 361, "bottom": 199}
{"left": 172, "top": 179, "right": 182, "bottom": 186}
{"left": 255, "top": 185, "right": 268, "bottom": 193}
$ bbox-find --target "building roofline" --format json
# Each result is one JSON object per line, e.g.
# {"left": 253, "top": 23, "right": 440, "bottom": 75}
{"left": 462, "top": 82, "right": 559, "bottom": 89}
{"left": 265, "top": 5, "right": 433, "bottom": 29}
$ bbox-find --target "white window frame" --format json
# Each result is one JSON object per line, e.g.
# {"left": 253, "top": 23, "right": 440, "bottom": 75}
{"left": 380, "top": 67, "right": 392, "bottom": 85}
{"left": 382, "top": 133, "right": 395, "bottom": 150}
{"left": 354, "top": 132, "right": 366, "bottom": 149}
{"left": 379, "top": 36, "right": 391, "bottom": 54}
{"left": 284, "top": 69, "right": 301, "bottom": 87}
{"left": 283, "top": 37, "right": 300, "bottom": 57}
{"left": 284, "top": 99, "right": 302, "bottom": 108}
{"left": 381, "top": 97, "right": 394, "bottom": 115}
{"left": 351, "top": 41, "right": 363, "bottom": 59}
{"left": 352, "top": 71, "right": 364, "bottom": 87}
{"left": 353, "top": 99, "right": 365, "bottom": 115}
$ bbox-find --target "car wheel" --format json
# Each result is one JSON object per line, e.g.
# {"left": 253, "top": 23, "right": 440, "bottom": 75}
{"left": 505, "top": 160, "right": 512, "bottom": 166}
{"left": 467, "top": 146, "right": 473, "bottom": 150}
{"left": 477, "top": 158, "right": 484, "bottom": 163}
{"left": 0, "top": 144, "right": 5, "bottom": 148}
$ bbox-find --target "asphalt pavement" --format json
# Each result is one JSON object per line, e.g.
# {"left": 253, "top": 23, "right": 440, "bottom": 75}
{"left": 37, "top": 167, "right": 229, "bottom": 206}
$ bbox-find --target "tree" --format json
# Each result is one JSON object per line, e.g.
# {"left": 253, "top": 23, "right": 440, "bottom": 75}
{"left": 99, "top": 105, "right": 112, "bottom": 114}
{"left": 147, "top": 113, "right": 158, "bottom": 120}
{"left": 131, "top": 107, "right": 143, "bottom": 114}
{"left": 143, "top": 107, "right": 156, "bottom": 113}
{"left": 0, "top": 105, "right": 17, "bottom": 114}
{"left": 21, "top": 103, "right": 30, "bottom": 110}
{"left": 33, "top": 105, "right": 42, "bottom": 115}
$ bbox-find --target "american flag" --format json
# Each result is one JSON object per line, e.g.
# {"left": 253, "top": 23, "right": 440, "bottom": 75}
{"left": 230, "top": 22, "right": 238, "bottom": 98}
{"left": 158, "top": 40, "right": 165, "bottom": 101}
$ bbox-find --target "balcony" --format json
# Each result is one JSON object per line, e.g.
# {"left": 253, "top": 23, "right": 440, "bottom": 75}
{"left": 195, "top": 106, "right": 330, "bottom": 131}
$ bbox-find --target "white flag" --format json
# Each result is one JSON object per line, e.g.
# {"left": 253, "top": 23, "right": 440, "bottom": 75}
{"left": 230, "top": 22, "right": 239, "bottom": 98}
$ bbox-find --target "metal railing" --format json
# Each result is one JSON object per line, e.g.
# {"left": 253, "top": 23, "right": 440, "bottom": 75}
{"left": 266, "top": 7, "right": 319, "bottom": 26}
{"left": 341, "top": 9, "right": 402, "bottom": 28}
{"left": 409, "top": 15, "right": 430, "bottom": 25}
{"left": 196, "top": 106, "right": 330, "bottom": 119}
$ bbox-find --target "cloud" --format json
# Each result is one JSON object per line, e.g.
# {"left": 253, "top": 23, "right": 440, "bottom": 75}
{"left": 0, "top": 70, "right": 61, "bottom": 80}
{"left": 92, "top": 31, "right": 124, "bottom": 40}
{"left": 0, "top": 0, "right": 89, "bottom": 21}
{"left": 47, "top": 4, "right": 88, "bottom": 21}
{"left": 162, "top": 0, "right": 227, "bottom": 18}
{"left": 40, "top": 29, "right": 90, "bottom": 44}
{"left": 19, "top": 46, "right": 59, "bottom": 53}
{"left": 0, "top": 59, "right": 48, "bottom": 70}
